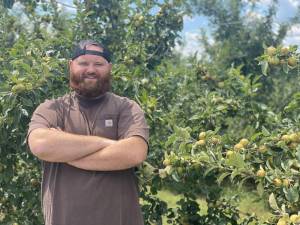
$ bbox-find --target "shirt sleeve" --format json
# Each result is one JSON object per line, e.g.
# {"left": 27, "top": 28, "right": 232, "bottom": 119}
{"left": 117, "top": 98, "right": 149, "bottom": 144}
{"left": 27, "top": 99, "right": 60, "bottom": 137}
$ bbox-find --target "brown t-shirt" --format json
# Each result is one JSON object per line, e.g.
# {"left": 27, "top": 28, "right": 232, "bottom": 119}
{"left": 28, "top": 92, "right": 149, "bottom": 225}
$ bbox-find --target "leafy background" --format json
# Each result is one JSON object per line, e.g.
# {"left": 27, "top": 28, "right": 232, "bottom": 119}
{"left": 1, "top": 0, "right": 300, "bottom": 225}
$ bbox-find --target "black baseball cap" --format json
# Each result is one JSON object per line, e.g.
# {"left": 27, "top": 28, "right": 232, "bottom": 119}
{"left": 71, "top": 40, "right": 112, "bottom": 62}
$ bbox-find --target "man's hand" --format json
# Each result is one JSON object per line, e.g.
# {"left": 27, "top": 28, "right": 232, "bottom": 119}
{"left": 50, "top": 127, "right": 63, "bottom": 132}
{"left": 68, "top": 136, "right": 148, "bottom": 171}
{"left": 28, "top": 128, "right": 115, "bottom": 162}
{"left": 28, "top": 128, "right": 147, "bottom": 171}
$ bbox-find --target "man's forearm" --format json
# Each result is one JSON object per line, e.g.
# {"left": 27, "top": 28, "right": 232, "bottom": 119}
{"left": 28, "top": 128, "right": 116, "bottom": 162}
{"left": 68, "top": 136, "right": 148, "bottom": 171}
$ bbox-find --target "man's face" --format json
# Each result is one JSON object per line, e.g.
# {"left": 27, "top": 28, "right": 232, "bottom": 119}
{"left": 69, "top": 45, "right": 112, "bottom": 98}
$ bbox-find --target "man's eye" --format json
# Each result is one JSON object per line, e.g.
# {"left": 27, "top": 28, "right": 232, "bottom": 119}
{"left": 95, "top": 63, "right": 104, "bottom": 66}
{"left": 78, "top": 62, "right": 88, "bottom": 66}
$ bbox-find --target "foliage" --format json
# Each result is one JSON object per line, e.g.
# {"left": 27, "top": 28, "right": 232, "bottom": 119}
{"left": 1, "top": 1, "right": 300, "bottom": 225}
{"left": 0, "top": 0, "right": 184, "bottom": 224}
{"left": 186, "top": 0, "right": 300, "bottom": 76}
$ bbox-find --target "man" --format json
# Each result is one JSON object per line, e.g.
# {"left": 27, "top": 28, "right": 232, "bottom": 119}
{"left": 27, "top": 40, "right": 149, "bottom": 225}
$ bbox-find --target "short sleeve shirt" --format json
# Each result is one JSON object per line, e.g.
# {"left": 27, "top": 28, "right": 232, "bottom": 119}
{"left": 28, "top": 92, "right": 149, "bottom": 225}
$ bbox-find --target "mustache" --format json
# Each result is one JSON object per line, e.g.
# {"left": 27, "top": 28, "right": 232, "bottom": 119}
{"left": 81, "top": 73, "right": 98, "bottom": 79}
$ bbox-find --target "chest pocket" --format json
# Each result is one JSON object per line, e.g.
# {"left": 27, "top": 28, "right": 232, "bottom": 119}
{"left": 94, "top": 114, "right": 118, "bottom": 140}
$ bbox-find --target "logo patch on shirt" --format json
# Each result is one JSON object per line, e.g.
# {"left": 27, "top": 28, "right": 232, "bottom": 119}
{"left": 105, "top": 119, "right": 113, "bottom": 127}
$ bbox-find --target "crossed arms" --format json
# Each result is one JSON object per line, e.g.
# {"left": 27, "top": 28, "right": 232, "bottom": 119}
{"left": 28, "top": 128, "right": 148, "bottom": 171}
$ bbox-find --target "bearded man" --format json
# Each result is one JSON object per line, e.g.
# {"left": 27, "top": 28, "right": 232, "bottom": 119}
{"left": 27, "top": 40, "right": 149, "bottom": 225}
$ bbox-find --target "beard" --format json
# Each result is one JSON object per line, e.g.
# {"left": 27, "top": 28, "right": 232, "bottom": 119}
{"left": 69, "top": 71, "right": 111, "bottom": 98}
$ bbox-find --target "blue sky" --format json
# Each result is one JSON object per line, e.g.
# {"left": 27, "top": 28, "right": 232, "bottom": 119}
{"left": 58, "top": 0, "right": 300, "bottom": 57}
{"left": 178, "top": 0, "right": 300, "bottom": 56}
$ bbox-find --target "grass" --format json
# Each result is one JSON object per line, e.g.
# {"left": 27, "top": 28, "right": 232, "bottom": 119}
{"left": 224, "top": 187, "right": 273, "bottom": 222}
{"left": 155, "top": 187, "right": 273, "bottom": 223}
{"left": 156, "top": 189, "right": 207, "bottom": 215}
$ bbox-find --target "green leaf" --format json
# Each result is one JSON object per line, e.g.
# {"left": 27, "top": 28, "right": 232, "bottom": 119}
{"left": 20, "top": 62, "right": 31, "bottom": 72}
{"left": 165, "top": 134, "right": 177, "bottom": 147}
{"left": 198, "top": 152, "right": 210, "bottom": 162}
{"left": 216, "top": 105, "right": 227, "bottom": 111}
{"left": 296, "top": 148, "right": 300, "bottom": 163}
{"left": 261, "top": 61, "right": 268, "bottom": 76}
{"left": 257, "top": 182, "right": 264, "bottom": 197}
{"left": 171, "top": 172, "right": 180, "bottom": 182}
{"left": 140, "top": 161, "right": 156, "bottom": 178}
{"left": 282, "top": 63, "right": 289, "bottom": 74}
{"left": 230, "top": 169, "right": 242, "bottom": 181}
{"left": 225, "top": 152, "right": 246, "bottom": 169}
{"left": 178, "top": 142, "right": 187, "bottom": 152}
{"left": 283, "top": 187, "right": 299, "bottom": 203}
{"left": 21, "top": 108, "right": 28, "bottom": 117}
{"left": 190, "top": 114, "right": 201, "bottom": 120}
{"left": 204, "top": 166, "right": 219, "bottom": 177}
{"left": 217, "top": 172, "right": 231, "bottom": 185}
{"left": 21, "top": 97, "right": 33, "bottom": 107}
{"left": 238, "top": 176, "right": 253, "bottom": 189}
{"left": 174, "top": 126, "right": 191, "bottom": 141}
{"left": 251, "top": 132, "right": 263, "bottom": 141}
{"left": 3, "top": 0, "right": 15, "bottom": 8}
{"left": 261, "top": 126, "right": 270, "bottom": 136}
{"left": 269, "top": 193, "right": 279, "bottom": 211}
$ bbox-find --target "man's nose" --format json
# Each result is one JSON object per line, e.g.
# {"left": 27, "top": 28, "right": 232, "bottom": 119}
{"left": 86, "top": 64, "right": 97, "bottom": 74}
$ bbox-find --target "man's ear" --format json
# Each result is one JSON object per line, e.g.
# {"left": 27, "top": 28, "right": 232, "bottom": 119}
{"left": 68, "top": 60, "right": 74, "bottom": 73}
{"left": 108, "top": 62, "right": 113, "bottom": 70}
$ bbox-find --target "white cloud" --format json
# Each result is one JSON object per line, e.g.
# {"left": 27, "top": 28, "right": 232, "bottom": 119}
{"left": 272, "top": 22, "right": 281, "bottom": 35}
{"left": 57, "top": 1, "right": 76, "bottom": 13}
{"left": 183, "top": 15, "right": 195, "bottom": 23}
{"left": 258, "top": 0, "right": 273, "bottom": 5}
{"left": 175, "top": 32, "right": 202, "bottom": 57}
{"left": 175, "top": 31, "right": 215, "bottom": 58}
{"left": 288, "top": 0, "right": 300, "bottom": 8}
{"left": 283, "top": 24, "right": 300, "bottom": 46}
{"left": 245, "top": 0, "right": 272, "bottom": 10}
{"left": 245, "top": 11, "right": 263, "bottom": 21}
{"left": 288, "top": 24, "right": 300, "bottom": 35}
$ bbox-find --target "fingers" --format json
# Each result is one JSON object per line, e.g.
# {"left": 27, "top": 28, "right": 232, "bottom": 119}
{"left": 50, "top": 127, "right": 63, "bottom": 132}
